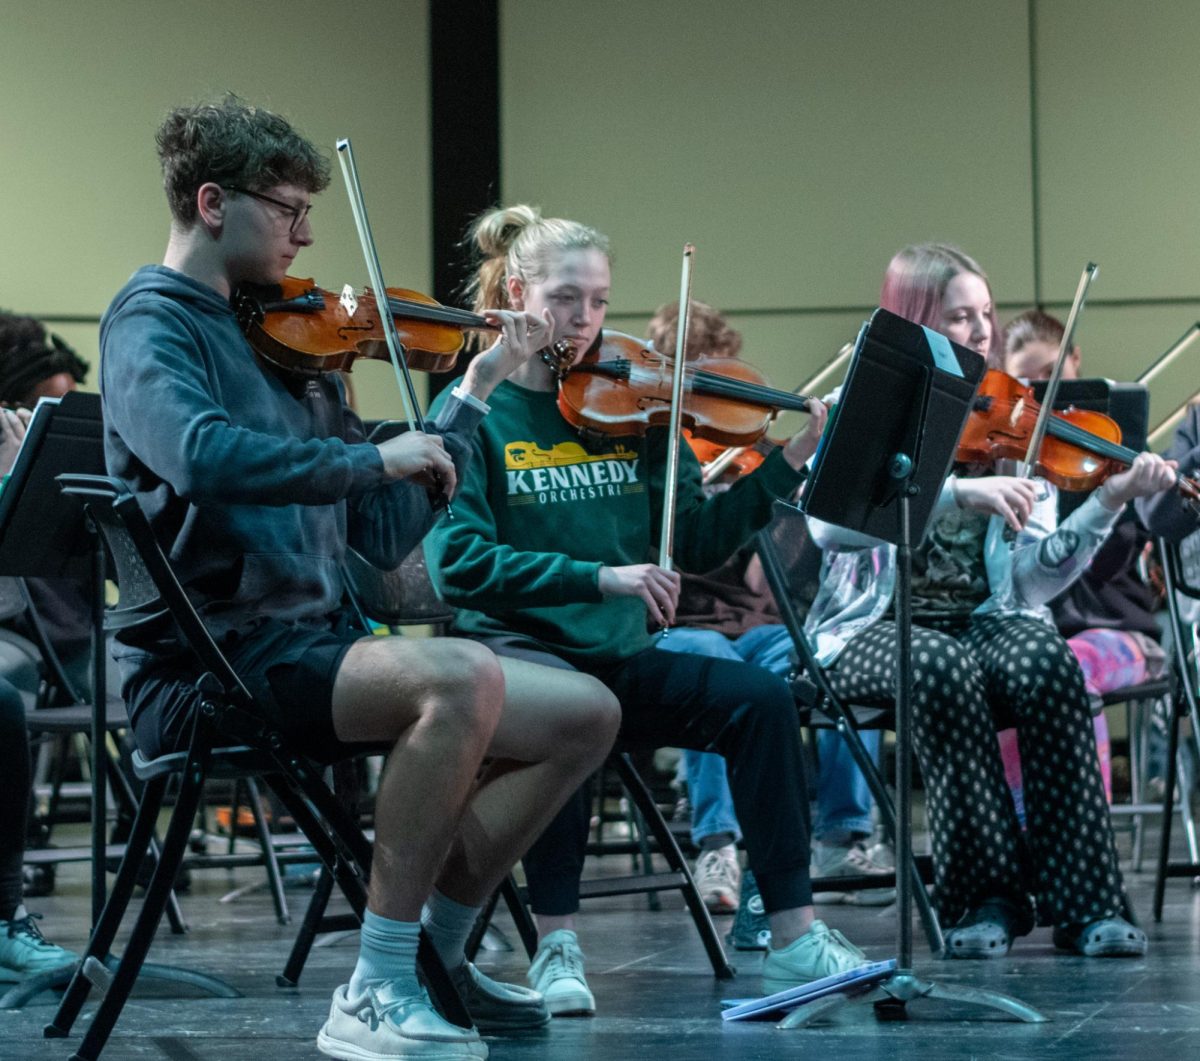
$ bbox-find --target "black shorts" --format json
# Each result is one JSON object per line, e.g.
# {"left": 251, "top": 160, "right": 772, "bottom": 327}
{"left": 123, "top": 617, "right": 366, "bottom": 764}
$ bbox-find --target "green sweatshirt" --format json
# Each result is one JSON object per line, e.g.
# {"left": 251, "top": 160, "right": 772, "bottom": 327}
{"left": 424, "top": 378, "right": 805, "bottom": 665}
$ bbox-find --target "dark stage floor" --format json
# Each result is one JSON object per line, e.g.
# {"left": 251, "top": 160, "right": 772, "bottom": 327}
{"left": 5, "top": 819, "right": 1200, "bottom": 1061}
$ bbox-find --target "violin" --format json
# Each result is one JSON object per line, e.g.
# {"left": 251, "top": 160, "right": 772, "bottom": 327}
{"left": 957, "top": 369, "right": 1200, "bottom": 503}
{"left": 234, "top": 275, "right": 498, "bottom": 377}
{"left": 548, "top": 330, "right": 814, "bottom": 448}
{"left": 685, "top": 431, "right": 782, "bottom": 480}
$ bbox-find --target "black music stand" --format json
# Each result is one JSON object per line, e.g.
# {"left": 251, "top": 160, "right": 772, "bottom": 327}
{"left": 0, "top": 393, "right": 232, "bottom": 1007}
{"left": 790, "top": 308, "right": 1045, "bottom": 1026}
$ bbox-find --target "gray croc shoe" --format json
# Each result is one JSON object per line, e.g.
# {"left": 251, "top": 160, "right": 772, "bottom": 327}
{"left": 944, "top": 899, "right": 1032, "bottom": 960}
{"left": 1052, "top": 917, "right": 1148, "bottom": 958}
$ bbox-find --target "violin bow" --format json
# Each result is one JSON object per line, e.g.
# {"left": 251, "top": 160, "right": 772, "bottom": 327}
{"left": 336, "top": 137, "right": 451, "bottom": 516}
{"left": 1020, "top": 262, "right": 1098, "bottom": 477}
{"left": 656, "top": 243, "right": 696, "bottom": 633}
{"left": 335, "top": 138, "right": 425, "bottom": 433}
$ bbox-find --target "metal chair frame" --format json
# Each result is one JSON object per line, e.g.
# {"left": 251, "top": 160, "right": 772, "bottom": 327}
{"left": 43, "top": 475, "right": 468, "bottom": 1061}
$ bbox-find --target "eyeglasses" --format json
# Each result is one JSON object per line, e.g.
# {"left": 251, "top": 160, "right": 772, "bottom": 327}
{"left": 223, "top": 186, "right": 312, "bottom": 234}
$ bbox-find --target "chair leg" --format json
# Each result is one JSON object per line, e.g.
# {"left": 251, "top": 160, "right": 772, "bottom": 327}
{"left": 44, "top": 775, "right": 170, "bottom": 1040}
{"left": 278, "top": 864, "right": 336, "bottom": 987}
{"left": 833, "top": 717, "right": 944, "bottom": 956}
{"left": 1128, "top": 700, "right": 1145, "bottom": 872}
{"left": 500, "top": 874, "right": 539, "bottom": 959}
{"left": 244, "top": 776, "right": 290, "bottom": 925}
{"left": 613, "top": 754, "right": 734, "bottom": 979}
{"left": 105, "top": 748, "right": 188, "bottom": 936}
{"left": 1153, "top": 698, "right": 1182, "bottom": 922}
{"left": 69, "top": 758, "right": 211, "bottom": 1061}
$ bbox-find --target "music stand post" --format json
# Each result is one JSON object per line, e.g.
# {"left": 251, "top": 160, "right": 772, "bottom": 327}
{"left": 0, "top": 393, "right": 235, "bottom": 1008}
{"left": 789, "top": 309, "right": 1045, "bottom": 1027}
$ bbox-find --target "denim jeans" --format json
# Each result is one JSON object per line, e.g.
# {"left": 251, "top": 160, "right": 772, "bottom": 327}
{"left": 656, "top": 625, "right": 878, "bottom": 844}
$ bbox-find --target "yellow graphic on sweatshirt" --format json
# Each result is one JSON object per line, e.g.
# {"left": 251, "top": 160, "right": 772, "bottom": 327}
{"left": 504, "top": 440, "right": 643, "bottom": 505}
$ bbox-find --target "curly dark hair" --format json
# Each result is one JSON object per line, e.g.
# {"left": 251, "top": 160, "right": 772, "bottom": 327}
{"left": 0, "top": 313, "right": 89, "bottom": 406}
{"left": 156, "top": 95, "right": 331, "bottom": 224}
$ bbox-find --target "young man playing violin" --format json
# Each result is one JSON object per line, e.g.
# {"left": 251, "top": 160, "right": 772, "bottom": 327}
{"left": 101, "top": 97, "right": 622, "bottom": 1061}
{"left": 425, "top": 204, "right": 869, "bottom": 1016}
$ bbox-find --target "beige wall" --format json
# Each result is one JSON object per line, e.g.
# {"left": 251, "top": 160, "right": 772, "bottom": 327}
{"left": 0, "top": 0, "right": 430, "bottom": 422}
{"left": 501, "top": 0, "right": 1200, "bottom": 437}
{"left": 5, "top": 2, "right": 1200, "bottom": 433}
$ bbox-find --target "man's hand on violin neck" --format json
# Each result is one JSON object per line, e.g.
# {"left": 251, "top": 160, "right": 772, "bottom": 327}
{"left": 781, "top": 398, "right": 829, "bottom": 471}
{"left": 598, "top": 564, "right": 681, "bottom": 627}
{"left": 463, "top": 309, "right": 557, "bottom": 399}
{"left": 1097, "top": 452, "right": 1179, "bottom": 511}
{"left": 954, "top": 475, "right": 1041, "bottom": 533}
{"left": 377, "top": 431, "right": 457, "bottom": 498}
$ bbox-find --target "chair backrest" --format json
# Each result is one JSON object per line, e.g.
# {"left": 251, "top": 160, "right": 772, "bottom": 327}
{"left": 343, "top": 544, "right": 454, "bottom": 627}
{"left": 55, "top": 474, "right": 254, "bottom": 708}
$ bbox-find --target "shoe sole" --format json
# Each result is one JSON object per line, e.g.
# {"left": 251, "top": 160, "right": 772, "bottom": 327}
{"left": 317, "top": 1026, "right": 489, "bottom": 1060}
{"left": 471, "top": 1009, "right": 551, "bottom": 1032}
{"left": 545, "top": 989, "right": 596, "bottom": 1016}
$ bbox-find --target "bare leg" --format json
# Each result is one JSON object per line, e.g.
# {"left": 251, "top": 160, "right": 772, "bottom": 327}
{"left": 534, "top": 914, "right": 576, "bottom": 941}
{"left": 769, "top": 907, "right": 815, "bottom": 948}
{"left": 436, "top": 657, "right": 621, "bottom": 907}
{"left": 331, "top": 636, "right": 506, "bottom": 921}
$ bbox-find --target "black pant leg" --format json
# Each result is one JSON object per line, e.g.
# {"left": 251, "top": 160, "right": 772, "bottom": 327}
{"left": 601, "top": 647, "right": 812, "bottom": 913}
{"left": 0, "top": 678, "right": 30, "bottom": 919}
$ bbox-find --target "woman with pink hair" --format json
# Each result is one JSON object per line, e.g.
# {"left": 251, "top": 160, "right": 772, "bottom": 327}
{"left": 804, "top": 243, "right": 1174, "bottom": 959}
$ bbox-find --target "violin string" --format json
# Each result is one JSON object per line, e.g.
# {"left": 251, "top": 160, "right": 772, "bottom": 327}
{"left": 1045, "top": 414, "right": 1136, "bottom": 465}
{"left": 384, "top": 296, "right": 491, "bottom": 330}
{"left": 583, "top": 359, "right": 810, "bottom": 412}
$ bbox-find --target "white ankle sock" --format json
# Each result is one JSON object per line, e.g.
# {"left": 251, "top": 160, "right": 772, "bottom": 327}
{"left": 420, "top": 888, "right": 482, "bottom": 970}
{"left": 349, "top": 909, "right": 420, "bottom": 998}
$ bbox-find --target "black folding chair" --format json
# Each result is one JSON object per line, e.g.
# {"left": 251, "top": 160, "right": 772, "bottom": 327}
{"left": 755, "top": 503, "right": 944, "bottom": 956}
{"left": 1153, "top": 533, "right": 1200, "bottom": 919}
{"left": 43, "top": 475, "right": 468, "bottom": 1061}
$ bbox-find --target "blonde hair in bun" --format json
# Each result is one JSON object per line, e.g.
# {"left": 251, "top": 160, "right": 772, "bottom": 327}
{"left": 467, "top": 204, "right": 612, "bottom": 319}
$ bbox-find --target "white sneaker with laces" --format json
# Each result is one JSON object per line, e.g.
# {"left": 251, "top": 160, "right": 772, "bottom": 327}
{"left": 693, "top": 844, "right": 741, "bottom": 914}
{"left": 527, "top": 929, "right": 595, "bottom": 1016}
{"left": 810, "top": 841, "right": 896, "bottom": 906}
{"left": 0, "top": 906, "right": 78, "bottom": 982}
{"left": 317, "top": 981, "right": 488, "bottom": 1060}
{"left": 761, "top": 919, "right": 867, "bottom": 995}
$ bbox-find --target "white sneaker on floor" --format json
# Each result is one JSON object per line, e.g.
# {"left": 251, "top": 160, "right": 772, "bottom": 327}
{"left": 0, "top": 907, "right": 78, "bottom": 982}
{"left": 693, "top": 844, "right": 741, "bottom": 914}
{"left": 761, "top": 920, "right": 867, "bottom": 995}
{"left": 527, "top": 929, "right": 595, "bottom": 1016}
{"left": 317, "top": 981, "right": 487, "bottom": 1060}
{"left": 810, "top": 841, "right": 896, "bottom": 906}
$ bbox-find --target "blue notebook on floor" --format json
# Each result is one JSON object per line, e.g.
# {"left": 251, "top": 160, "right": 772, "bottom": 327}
{"left": 720, "top": 959, "right": 897, "bottom": 1021}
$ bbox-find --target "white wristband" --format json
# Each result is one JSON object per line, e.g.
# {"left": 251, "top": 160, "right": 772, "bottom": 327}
{"left": 450, "top": 385, "right": 491, "bottom": 416}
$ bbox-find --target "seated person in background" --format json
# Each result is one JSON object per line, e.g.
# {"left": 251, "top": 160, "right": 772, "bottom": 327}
{"left": 645, "top": 300, "right": 891, "bottom": 914}
{"left": 1001, "top": 309, "right": 1165, "bottom": 814}
{"left": 102, "top": 97, "right": 621, "bottom": 1061}
{"left": 1137, "top": 388, "right": 1200, "bottom": 544}
{"left": 0, "top": 313, "right": 93, "bottom": 692}
{"left": 426, "top": 202, "right": 864, "bottom": 1020}
{"left": 0, "top": 396, "right": 77, "bottom": 981}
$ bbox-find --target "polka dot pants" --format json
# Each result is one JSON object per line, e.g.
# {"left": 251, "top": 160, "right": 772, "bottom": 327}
{"left": 826, "top": 614, "right": 1126, "bottom": 929}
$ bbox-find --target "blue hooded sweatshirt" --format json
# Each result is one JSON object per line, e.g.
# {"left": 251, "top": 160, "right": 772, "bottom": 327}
{"left": 100, "top": 265, "right": 482, "bottom": 665}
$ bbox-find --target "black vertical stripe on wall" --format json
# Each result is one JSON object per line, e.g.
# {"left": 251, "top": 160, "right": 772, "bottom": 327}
{"left": 428, "top": 0, "right": 501, "bottom": 399}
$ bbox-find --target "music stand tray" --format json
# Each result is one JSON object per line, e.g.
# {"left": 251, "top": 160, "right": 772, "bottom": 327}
{"left": 795, "top": 308, "right": 1045, "bottom": 1026}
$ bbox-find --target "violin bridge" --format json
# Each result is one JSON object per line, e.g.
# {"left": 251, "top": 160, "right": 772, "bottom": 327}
{"left": 339, "top": 285, "right": 359, "bottom": 318}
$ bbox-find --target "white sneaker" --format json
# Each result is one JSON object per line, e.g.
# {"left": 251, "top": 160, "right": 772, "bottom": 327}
{"left": 693, "top": 844, "right": 741, "bottom": 914}
{"left": 0, "top": 907, "right": 78, "bottom": 982}
{"left": 810, "top": 841, "right": 896, "bottom": 906}
{"left": 761, "top": 920, "right": 867, "bottom": 995}
{"left": 317, "top": 981, "right": 488, "bottom": 1060}
{"left": 527, "top": 929, "right": 595, "bottom": 1016}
